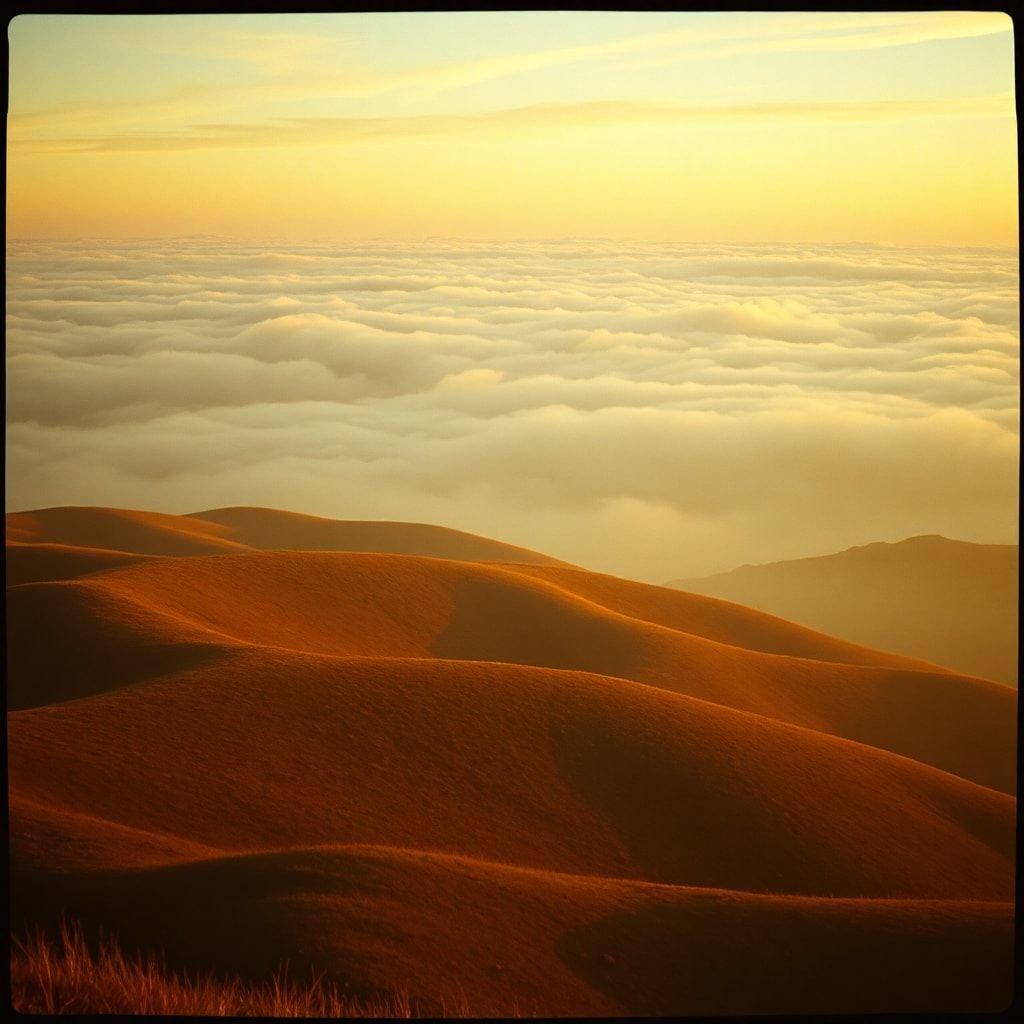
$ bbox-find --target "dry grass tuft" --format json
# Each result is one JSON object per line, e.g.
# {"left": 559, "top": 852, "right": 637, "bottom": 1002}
{"left": 9, "top": 919, "right": 449, "bottom": 1017}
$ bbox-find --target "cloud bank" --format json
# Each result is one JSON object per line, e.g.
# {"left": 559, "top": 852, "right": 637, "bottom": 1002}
{"left": 6, "top": 239, "right": 1019, "bottom": 579}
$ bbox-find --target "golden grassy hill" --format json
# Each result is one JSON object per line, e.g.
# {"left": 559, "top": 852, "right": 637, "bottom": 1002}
{"left": 7, "top": 505, "right": 571, "bottom": 564}
{"left": 5, "top": 506, "right": 1016, "bottom": 1015}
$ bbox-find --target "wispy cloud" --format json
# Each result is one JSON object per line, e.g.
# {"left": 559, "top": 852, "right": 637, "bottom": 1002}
{"left": 10, "top": 11, "right": 1010, "bottom": 136}
{"left": 172, "top": 27, "right": 352, "bottom": 75}
{"left": 14, "top": 93, "right": 1013, "bottom": 154}
{"left": 631, "top": 10, "right": 1011, "bottom": 68}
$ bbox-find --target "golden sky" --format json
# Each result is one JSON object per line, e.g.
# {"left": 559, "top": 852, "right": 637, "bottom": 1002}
{"left": 6, "top": 11, "right": 1018, "bottom": 244}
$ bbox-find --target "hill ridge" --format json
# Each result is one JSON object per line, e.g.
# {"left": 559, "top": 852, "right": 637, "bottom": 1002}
{"left": 670, "top": 534, "right": 1018, "bottom": 684}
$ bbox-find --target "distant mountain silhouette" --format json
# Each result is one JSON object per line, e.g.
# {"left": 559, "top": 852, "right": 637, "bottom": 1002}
{"left": 669, "top": 535, "right": 1017, "bottom": 685}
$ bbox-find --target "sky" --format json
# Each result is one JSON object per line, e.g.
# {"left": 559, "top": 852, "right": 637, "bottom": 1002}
{"left": 4, "top": 14, "right": 1020, "bottom": 580}
{"left": 6, "top": 11, "right": 1018, "bottom": 244}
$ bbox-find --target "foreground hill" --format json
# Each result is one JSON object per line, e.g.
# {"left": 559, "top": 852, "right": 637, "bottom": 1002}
{"left": 5, "top": 507, "right": 1017, "bottom": 1014}
{"left": 6, "top": 505, "right": 569, "bottom": 565}
{"left": 13, "top": 847, "right": 1013, "bottom": 1016}
{"left": 9, "top": 652, "right": 1015, "bottom": 1014}
{"left": 10, "top": 650, "right": 1013, "bottom": 896}
{"left": 7, "top": 549, "right": 1014, "bottom": 790}
{"left": 669, "top": 535, "right": 1018, "bottom": 685}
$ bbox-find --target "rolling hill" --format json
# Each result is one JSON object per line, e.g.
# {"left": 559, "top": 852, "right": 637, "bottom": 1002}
{"left": 6, "top": 505, "right": 570, "bottom": 565}
{"left": 5, "top": 506, "right": 1017, "bottom": 1015}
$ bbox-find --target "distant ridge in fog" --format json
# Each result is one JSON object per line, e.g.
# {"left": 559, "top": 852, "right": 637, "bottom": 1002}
{"left": 669, "top": 535, "right": 1018, "bottom": 686}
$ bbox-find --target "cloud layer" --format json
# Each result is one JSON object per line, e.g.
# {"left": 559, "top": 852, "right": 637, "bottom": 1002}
{"left": 6, "top": 239, "right": 1019, "bottom": 579}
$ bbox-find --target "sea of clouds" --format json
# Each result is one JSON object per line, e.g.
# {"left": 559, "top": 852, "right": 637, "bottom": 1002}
{"left": 6, "top": 239, "right": 1019, "bottom": 579}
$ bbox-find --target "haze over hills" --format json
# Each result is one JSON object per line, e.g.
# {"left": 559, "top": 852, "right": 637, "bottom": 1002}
{"left": 5, "top": 506, "right": 1017, "bottom": 1015}
{"left": 669, "top": 535, "right": 1019, "bottom": 686}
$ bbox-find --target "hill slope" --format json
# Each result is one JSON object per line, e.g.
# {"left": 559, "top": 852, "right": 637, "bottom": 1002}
{"left": 6, "top": 550, "right": 1015, "bottom": 790}
{"left": 9, "top": 652, "right": 1015, "bottom": 1014}
{"left": 10, "top": 649, "right": 1013, "bottom": 897}
{"left": 669, "top": 535, "right": 1019, "bottom": 685}
{"left": 5, "top": 507, "right": 1017, "bottom": 1015}
{"left": 12, "top": 846, "right": 1013, "bottom": 1017}
{"left": 6, "top": 505, "right": 569, "bottom": 565}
